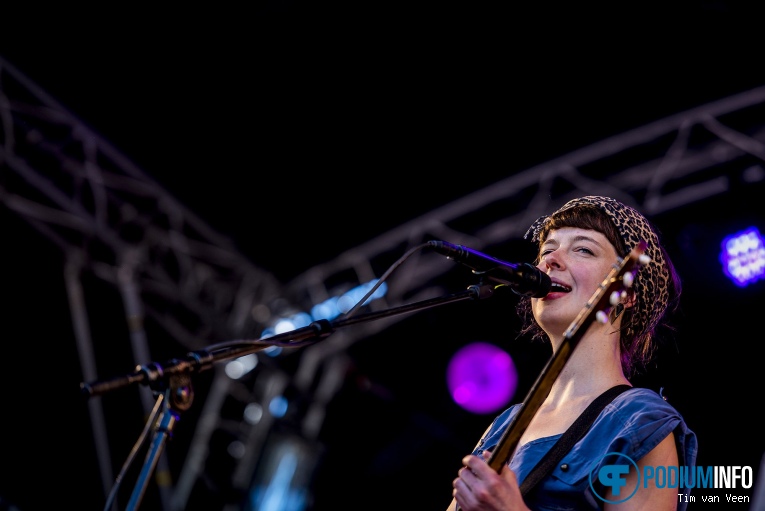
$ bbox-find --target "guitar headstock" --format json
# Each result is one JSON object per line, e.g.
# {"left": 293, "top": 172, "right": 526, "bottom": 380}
{"left": 564, "top": 240, "right": 651, "bottom": 338}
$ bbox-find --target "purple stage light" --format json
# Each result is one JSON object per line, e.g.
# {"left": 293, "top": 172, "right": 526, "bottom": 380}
{"left": 447, "top": 342, "right": 518, "bottom": 414}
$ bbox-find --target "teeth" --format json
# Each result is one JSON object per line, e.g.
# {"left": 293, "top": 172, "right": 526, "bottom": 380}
{"left": 550, "top": 283, "right": 571, "bottom": 292}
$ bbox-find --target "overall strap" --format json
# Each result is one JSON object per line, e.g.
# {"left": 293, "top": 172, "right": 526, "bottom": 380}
{"left": 519, "top": 384, "right": 633, "bottom": 496}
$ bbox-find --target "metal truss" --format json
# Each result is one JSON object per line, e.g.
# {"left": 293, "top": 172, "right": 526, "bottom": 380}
{"left": 2, "top": 52, "right": 765, "bottom": 509}
{"left": 285, "top": 85, "right": 765, "bottom": 351}
{"left": 0, "top": 56, "right": 291, "bottom": 510}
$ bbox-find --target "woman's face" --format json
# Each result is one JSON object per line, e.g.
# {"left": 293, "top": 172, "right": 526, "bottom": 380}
{"left": 531, "top": 227, "right": 621, "bottom": 338}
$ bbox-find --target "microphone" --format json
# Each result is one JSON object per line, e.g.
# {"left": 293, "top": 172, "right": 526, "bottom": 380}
{"left": 428, "top": 240, "right": 551, "bottom": 298}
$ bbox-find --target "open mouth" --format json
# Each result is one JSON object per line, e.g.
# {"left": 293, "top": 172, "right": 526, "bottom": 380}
{"left": 549, "top": 282, "right": 571, "bottom": 293}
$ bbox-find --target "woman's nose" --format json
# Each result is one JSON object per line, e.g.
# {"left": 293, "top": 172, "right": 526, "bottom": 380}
{"left": 541, "top": 252, "right": 562, "bottom": 270}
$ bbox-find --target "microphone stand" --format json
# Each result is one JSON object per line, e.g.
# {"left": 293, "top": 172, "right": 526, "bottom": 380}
{"left": 81, "top": 282, "right": 498, "bottom": 511}
{"left": 127, "top": 374, "right": 191, "bottom": 511}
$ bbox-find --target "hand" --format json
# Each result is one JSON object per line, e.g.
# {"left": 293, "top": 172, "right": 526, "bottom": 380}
{"left": 451, "top": 452, "right": 531, "bottom": 511}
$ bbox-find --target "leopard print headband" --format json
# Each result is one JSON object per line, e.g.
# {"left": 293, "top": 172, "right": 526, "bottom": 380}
{"left": 524, "top": 196, "right": 671, "bottom": 342}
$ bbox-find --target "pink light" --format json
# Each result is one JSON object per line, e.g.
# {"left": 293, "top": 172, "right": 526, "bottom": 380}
{"left": 446, "top": 342, "right": 518, "bottom": 414}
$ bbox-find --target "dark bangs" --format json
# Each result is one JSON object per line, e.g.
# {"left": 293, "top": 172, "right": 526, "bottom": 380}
{"left": 535, "top": 204, "right": 627, "bottom": 260}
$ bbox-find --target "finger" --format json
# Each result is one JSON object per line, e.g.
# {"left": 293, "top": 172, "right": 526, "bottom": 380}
{"left": 458, "top": 465, "right": 478, "bottom": 486}
{"left": 452, "top": 478, "right": 475, "bottom": 510}
{"left": 463, "top": 455, "right": 493, "bottom": 480}
{"left": 461, "top": 454, "right": 485, "bottom": 473}
{"left": 502, "top": 466, "right": 519, "bottom": 484}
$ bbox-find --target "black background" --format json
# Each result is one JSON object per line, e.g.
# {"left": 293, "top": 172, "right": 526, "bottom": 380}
{"left": 1, "top": 4, "right": 764, "bottom": 511}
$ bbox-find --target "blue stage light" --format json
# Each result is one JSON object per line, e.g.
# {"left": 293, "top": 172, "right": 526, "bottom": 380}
{"left": 720, "top": 227, "right": 765, "bottom": 287}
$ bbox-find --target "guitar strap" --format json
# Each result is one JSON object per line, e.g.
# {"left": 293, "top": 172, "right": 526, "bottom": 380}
{"left": 519, "top": 384, "right": 633, "bottom": 496}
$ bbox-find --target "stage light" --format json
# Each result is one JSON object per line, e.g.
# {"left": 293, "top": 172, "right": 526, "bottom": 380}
{"left": 446, "top": 342, "right": 518, "bottom": 414}
{"left": 245, "top": 433, "right": 320, "bottom": 511}
{"left": 225, "top": 353, "right": 259, "bottom": 379}
{"left": 269, "top": 395, "right": 289, "bottom": 418}
{"left": 244, "top": 402, "right": 264, "bottom": 425}
{"left": 310, "top": 279, "right": 388, "bottom": 320}
{"left": 259, "top": 279, "right": 388, "bottom": 342}
{"left": 720, "top": 227, "right": 765, "bottom": 287}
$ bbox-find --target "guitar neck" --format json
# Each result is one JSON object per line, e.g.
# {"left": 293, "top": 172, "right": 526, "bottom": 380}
{"left": 485, "top": 325, "right": 577, "bottom": 469}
